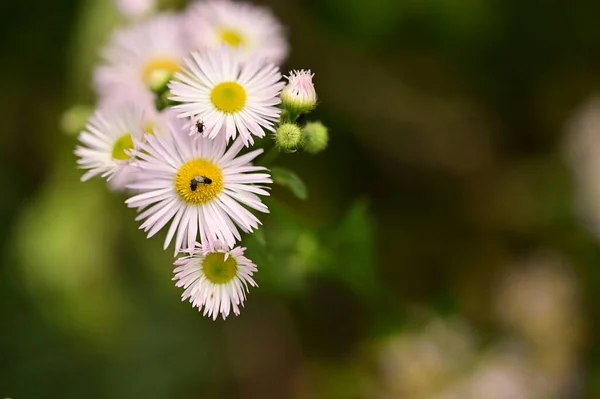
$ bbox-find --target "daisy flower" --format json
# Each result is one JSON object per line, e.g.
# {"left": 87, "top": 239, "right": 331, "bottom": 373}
{"left": 75, "top": 103, "right": 145, "bottom": 189}
{"left": 94, "top": 13, "right": 187, "bottom": 110}
{"left": 173, "top": 240, "right": 257, "bottom": 320}
{"left": 169, "top": 46, "right": 285, "bottom": 146}
{"left": 97, "top": 96, "right": 176, "bottom": 139}
{"left": 184, "top": 0, "right": 288, "bottom": 64}
{"left": 125, "top": 123, "right": 271, "bottom": 254}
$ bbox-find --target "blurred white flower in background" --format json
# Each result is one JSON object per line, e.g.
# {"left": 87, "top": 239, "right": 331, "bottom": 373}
{"left": 94, "top": 13, "right": 187, "bottom": 111}
{"left": 366, "top": 253, "right": 584, "bottom": 399}
{"left": 372, "top": 317, "right": 476, "bottom": 398}
{"left": 115, "top": 0, "right": 156, "bottom": 19}
{"left": 495, "top": 254, "right": 583, "bottom": 347}
{"left": 494, "top": 253, "right": 585, "bottom": 397}
{"left": 564, "top": 95, "right": 600, "bottom": 236}
{"left": 433, "top": 343, "right": 552, "bottom": 399}
{"left": 184, "top": 0, "right": 288, "bottom": 64}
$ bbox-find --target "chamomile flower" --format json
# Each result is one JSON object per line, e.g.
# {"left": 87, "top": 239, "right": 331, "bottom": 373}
{"left": 125, "top": 123, "right": 271, "bottom": 254}
{"left": 94, "top": 13, "right": 187, "bottom": 110}
{"left": 169, "top": 46, "right": 285, "bottom": 146}
{"left": 75, "top": 104, "right": 145, "bottom": 189}
{"left": 184, "top": 0, "right": 288, "bottom": 64}
{"left": 173, "top": 241, "right": 257, "bottom": 320}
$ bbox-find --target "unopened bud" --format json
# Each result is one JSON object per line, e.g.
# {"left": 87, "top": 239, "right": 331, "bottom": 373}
{"left": 275, "top": 123, "right": 303, "bottom": 152}
{"left": 281, "top": 69, "right": 317, "bottom": 115}
{"left": 147, "top": 68, "right": 173, "bottom": 94}
{"left": 301, "top": 122, "right": 328, "bottom": 154}
{"left": 60, "top": 104, "right": 93, "bottom": 135}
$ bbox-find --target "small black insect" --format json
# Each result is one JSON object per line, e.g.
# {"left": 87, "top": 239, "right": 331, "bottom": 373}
{"left": 195, "top": 120, "right": 205, "bottom": 134}
{"left": 190, "top": 175, "right": 213, "bottom": 191}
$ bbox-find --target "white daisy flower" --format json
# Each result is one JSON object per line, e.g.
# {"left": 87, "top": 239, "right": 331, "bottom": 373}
{"left": 125, "top": 123, "right": 272, "bottom": 254}
{"left": 169, "top": 46, "right": 285, "bottom": 146}
{"left": 184, "top": 0, "right": 288, "bottom": 64}
{"left": 281, "top": 69, "right": 317, "bottom": 113}
{"left": 75, "top": 104, "right": 145, "bottom": 189}
{"left": 173, "top": 240, "right": 257, "bottom": 320}
{"left": 94, "top": 13, "right": 187, "bottom": 110}
{"left": 97, "top": 96, "right": 175, "bottom": 139}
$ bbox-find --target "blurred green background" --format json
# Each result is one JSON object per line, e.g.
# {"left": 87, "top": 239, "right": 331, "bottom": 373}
{"left": 2, "top": 0, "right": 600, "bottom": 397}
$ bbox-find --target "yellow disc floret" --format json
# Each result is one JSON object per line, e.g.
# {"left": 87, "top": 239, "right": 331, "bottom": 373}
{"left": 202, "top": 252, "right": 238, "bottom": 284}
{"left": 175, "top": 158, "right": 224, "bottom": 204}
{"left": 210, "top": 82, "right": 247, "bottom": 113}
{"left": 219, "top": 29, "right": 245, "bottom": 48}
{"left": 112, "top": 133, "right": 134, "bottom": 161}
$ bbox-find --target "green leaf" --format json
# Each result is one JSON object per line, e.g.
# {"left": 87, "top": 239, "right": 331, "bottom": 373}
{"left": 323, "top": 200, "right": 378, "bottom": 298}
{"left": 271, "top": 167, "right": 308, "bottom": 200}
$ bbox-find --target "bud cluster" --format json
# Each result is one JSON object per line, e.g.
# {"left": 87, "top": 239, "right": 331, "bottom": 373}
{"left": 274, "top": 69, "right": 329, "bottom": 154}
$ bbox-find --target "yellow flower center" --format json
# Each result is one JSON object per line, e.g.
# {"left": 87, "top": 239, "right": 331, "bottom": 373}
{"left": 141, "top": 57, "right": 180, "bottom": 86}
{"left": 219, "top": 28, "right": 245, "bottom": 48}
{"left": 111, "top": 133, "right": 134, "bottom": 161}
{"left": 210, "top": 82, "right": 246, "bottom": 113}
{"left": 202, "top": 252, "right": 238, "bottom": 284}
{"left": 175, "top": 159, "right": 224, "bottom": 204}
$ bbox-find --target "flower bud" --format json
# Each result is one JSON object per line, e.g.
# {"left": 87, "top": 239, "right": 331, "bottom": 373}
{"left": 147, "top": 68, "right": 173, "bottom": 94}
{"left": 274, "top": 123, "right": 303, "bottom": 152}
{"left": 281, "top": 69, "right": 317, "bottom": 115}
{"left": 60, "top": 105, "right": 93, "bottom": 135}
{"left": 301, "top": 122, "right": 329, "bottom": 154}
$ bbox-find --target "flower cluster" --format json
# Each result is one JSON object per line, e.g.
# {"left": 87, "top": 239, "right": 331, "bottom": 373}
{"left": 73, "top": 0, "right": 328, "bottom": 320}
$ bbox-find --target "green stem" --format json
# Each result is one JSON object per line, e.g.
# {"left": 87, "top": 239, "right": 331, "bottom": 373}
{"left": 260, "top": 146, "right": 280, "bottom": 167}
{"left": 280, "top": 109, "right": 300, "bottom": 124}
{"left": 155, "top": 90, "right": 179, "bottom": 111}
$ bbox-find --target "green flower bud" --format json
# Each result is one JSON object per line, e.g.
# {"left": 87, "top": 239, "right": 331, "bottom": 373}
{"left": 301, "top": 122, "right": 329, "bottom": 154}
{"left": 274, "top": 123, "right": 303, "bottom": 152}
{"left": 60, "top": 105, "right": 93, "bottom": 135}
{"left": 147, "top": 68, "right": 173, "bottom": 94}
